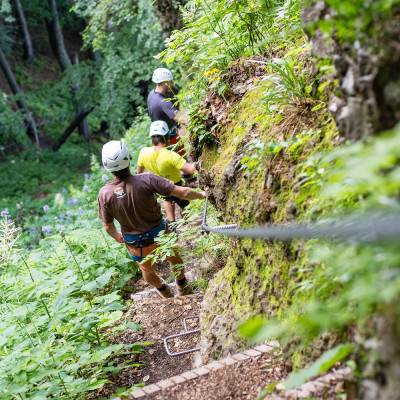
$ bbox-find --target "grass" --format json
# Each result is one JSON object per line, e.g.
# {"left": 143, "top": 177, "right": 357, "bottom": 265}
{"left": 0, "top": 140, "right": 101, "bottom": 217}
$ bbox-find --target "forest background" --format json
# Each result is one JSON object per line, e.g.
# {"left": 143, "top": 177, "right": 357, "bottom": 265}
{"left": 0, "top": 0, "right": 400, "bottom": 399}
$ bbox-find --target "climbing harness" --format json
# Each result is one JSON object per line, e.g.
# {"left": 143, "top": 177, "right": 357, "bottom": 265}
{"left": 167, "top": 126, "right": 178, "bottom": 138}
{"left": 163, "top": 316, "right": 201, "bottom": 356}
{"left": 123, "top": 220, "right": 167, "bottom": 262}
{"left": 201, "top": 197, "right": 400, "bottom": 243}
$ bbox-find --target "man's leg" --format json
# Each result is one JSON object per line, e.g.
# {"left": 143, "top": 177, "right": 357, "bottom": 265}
{"left": 127, "top": 243, "right": 173, "bottom": 298}
{"left": 167, "top": 248, "right": 192, "bottom": 296}
{"left": 167, "top": 250, "right": 185, "bottom": 280}
{"left": 163, "top": 200, "right": 175, "bottom": 222}
{"left": 175, "top": 197, "right": 190, "bottom": 221}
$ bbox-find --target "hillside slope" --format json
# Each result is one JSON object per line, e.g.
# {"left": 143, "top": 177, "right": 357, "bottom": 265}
{"left": 163, "top": 0, "right": 400, "bottom": 397}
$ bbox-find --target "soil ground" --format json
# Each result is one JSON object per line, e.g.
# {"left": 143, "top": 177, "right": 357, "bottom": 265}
{"left": 148, "top": 351, "right": 285, "bottom": 400}
{"left": 89, "top": 290, "right": 203, "bottom": 399}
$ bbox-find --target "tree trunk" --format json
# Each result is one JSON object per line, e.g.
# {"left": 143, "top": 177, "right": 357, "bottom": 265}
{"left": 46, "top": 1, "right": 93, "bottom": 147}
{"left": 72, "top": 53, "right": 90, "bottom": 143}
{"left": 47, "top": 0, "right": 71, "bottom": 70}
{"left": 12, "top": 0, "right": 34, "bottom": 61}
{"left": 52, "top": 107, "right": 95, "bottom": 151}
{"left": 0, "top": 46, "right": 39, "bottom": 145}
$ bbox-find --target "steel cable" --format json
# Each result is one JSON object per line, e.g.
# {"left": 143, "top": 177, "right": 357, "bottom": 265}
{"left": 201, "top": 198, "right": 400, "bottom": 243}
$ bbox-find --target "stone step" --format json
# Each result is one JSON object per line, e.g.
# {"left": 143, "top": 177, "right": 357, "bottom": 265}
{"left": 124, "top": 343, "right": 279, "bottom": 399}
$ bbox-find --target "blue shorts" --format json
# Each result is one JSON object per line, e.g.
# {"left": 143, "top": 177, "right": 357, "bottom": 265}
{"left": 123, "top": 220, "right": 167, "bottom": 262}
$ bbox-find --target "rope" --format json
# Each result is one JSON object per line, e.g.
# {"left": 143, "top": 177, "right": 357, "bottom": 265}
{"left": 201, "top": 198, "right": 400, "bottom": 243}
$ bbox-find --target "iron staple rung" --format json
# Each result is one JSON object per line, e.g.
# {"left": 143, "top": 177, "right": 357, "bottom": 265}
{"left": 183, "top": 316, "right": 200, "bottom": 331}
{"left": 163, "top": 316, "right": 201, "bottom": 356}
{"left": 163, "top": 329, "right": 201, "bottom": 356}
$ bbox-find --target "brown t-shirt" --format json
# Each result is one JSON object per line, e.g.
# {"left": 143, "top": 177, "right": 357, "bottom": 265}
{"left": 98, "top": 173, "right": 174, "bottom": 234}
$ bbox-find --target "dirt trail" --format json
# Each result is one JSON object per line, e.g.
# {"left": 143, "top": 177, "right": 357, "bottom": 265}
{"left": 127, "top": 291, "right": 202, "bottom": 384}
{"left": 146, "top": 349, "right": 284, "bottom": 400}
{"left": 90, "top": 220, "right": 353, "bottom": 400}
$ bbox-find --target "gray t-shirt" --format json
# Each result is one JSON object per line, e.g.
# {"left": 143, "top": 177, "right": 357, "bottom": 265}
{"left": 147, "top": 90, "right": 178, "bottom": 129}
{"left": 98, "top": 173, "right": 174, "bottom": 234}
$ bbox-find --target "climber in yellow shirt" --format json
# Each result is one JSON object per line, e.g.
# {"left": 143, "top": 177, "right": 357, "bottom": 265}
{"left": 137, "top": 120, "right": 196, "bottom": 223}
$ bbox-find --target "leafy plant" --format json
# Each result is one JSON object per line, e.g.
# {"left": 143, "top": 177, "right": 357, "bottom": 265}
{"left": 304, "top": 0, "right": 400, "bottom": 44}
{"left": 241, "top": 127, "right": 400, "bottom": 380}
{"left": 0, "top": 212, "right": 140, "bottom": 398}
{"left": 74, "top": 0, "right": 164, "bottom": 135}
{"left": 162, "top": 0, "right": 304, "bottom": 149}
{"left": 283, "top": 344, "right": 353, "bottom": 389}
{"left": 0, "top": 112, "right": 150, "bottom": 398}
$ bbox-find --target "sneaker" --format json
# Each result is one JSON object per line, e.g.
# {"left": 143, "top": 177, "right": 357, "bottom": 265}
{"left": 157, "top": 283, "right": 173, "bottom": 298}
{"left": 176, "top": 281, "right": 193, "bottom": 296}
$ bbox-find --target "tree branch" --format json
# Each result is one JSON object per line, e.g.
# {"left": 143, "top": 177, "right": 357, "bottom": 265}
{"left": 52, "top": 107, "right": 95, "bottom": 151}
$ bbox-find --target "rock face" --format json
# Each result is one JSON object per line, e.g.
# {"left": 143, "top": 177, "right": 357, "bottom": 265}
{"left": 195, "top": 68, "right": 340, "bottom": 363}
{"left": 303, "top": 2, "right": 400, "bottom": 139}
{"left": 193, "top": 3, "right": 400, "bottom": 395}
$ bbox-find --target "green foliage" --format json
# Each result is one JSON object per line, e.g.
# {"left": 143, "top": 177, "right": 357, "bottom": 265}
{"left": 241, "top": 127, "right": 400, "bottom": 374}
{"left": 164, "top": 0, "right": 302, "bottom": 76}
{"left": 21, "top": 0, "right": 83, "bottom": 29}
{"left": 283, "top": 344, "right": 353, "bottom": 389}
{"left": 317, "top": 132, "right": 400, "bottom": 212}
{"left": 0, "top": 94, "right": 27, "bottom": 150}
{"left": 182, "top": 198, "right": 227, "bottom": 257}
{"left": 19, "top": 62, "right": 100, "bottom": 139}
{"left": 0, "top": 21, "right": 15, "bottom": 53}
{"left": 0, "top": 116, "right": 150, "bottom": 398}
{"left": 143, "top": 198, "right": 228, "bottom": 283}
{"left": 74, "top": 0, "right": 164, "bottom": 135}
{"left": 2, "top": 0, "right": 162, "bottom": 145}
{"left": 0, "top": 213, "right": 140, "bottom": 399}
{"left": 240, "top": 129, "right": 324, "bottom": 175}
{"left": 305, "top": 0, "right": 400, "bottom": 43}
{"left": 15, "top": 113, "right": 150, "bottom": 246}
{"left": 163, "top": 0, "right": 304, "bottom": 147}
{"left": 124, "top": 113, "right": 152, "bottom": 165}
{"left": 255, "top": 344, "right": 353, "bottom": 397}
{"left": 240, "top": 138, "right": 264, "bottom": 174}
{"left": 263, "top": 53, "right": 316, "bottom": 111}
{"left": 0, "top": 142, "right": 92, "bottom": 218}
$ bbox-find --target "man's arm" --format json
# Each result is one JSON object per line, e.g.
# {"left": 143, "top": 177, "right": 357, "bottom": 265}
{"left": 103, "top": 222, "right": 124, "bottom": 243}
{"left": 137, "top": 149, "right": 145, "bottom": 174}
{"left": 170, "top": 185, "right": 206, "bottom": 201}
{"left": 180, "top": 162, "right": 196, "bottom": 175}
{"left": 175, "top": 109, "right": 188, "bottom": 125}
{"left": 161, "top": 98, "right": 179, "bottom": 122}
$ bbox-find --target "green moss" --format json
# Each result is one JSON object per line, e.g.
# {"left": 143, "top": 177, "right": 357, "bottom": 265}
{"left": 201, "top": 80, "right": 275, "bottom": 189}
{"left": 199, "top": 71, "right": 341, "bottom": 364}
{"left": 201, "top": 144, "right": 220, "bottom": 171}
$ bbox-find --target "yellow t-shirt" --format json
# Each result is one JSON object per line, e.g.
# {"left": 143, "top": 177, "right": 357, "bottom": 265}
{"left": 137, "top": 147, "right": 186, "bottom": 184}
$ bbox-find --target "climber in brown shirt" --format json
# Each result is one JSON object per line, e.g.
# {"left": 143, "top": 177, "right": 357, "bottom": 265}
{"left": 98, "top": 140, "right": 205, "bottom": 298}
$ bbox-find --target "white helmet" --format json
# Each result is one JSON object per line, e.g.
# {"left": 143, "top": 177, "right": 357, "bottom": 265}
{"left": 149, "top": 120, "right": 169, "bottom": 137}
{"left": 102, "top": 140, "right": 130, "bottom": 172}
{"left": 152, "top": 68, "right": 173, "bottom": 84}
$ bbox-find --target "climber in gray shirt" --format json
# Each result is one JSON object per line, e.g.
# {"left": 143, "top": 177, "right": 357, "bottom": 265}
{"left": 147, "top": 68, "right": 179, "bottom": 131}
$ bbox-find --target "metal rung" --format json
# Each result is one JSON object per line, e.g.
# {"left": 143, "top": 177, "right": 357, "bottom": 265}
{"left": 183, "top": 316, "right": 199, "bottom": 331}
{"left": 163, "top": 329, "right": 201, "bottom": 356}
{"left": 163, "top": 316, "right": 201, "bottom": 356}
